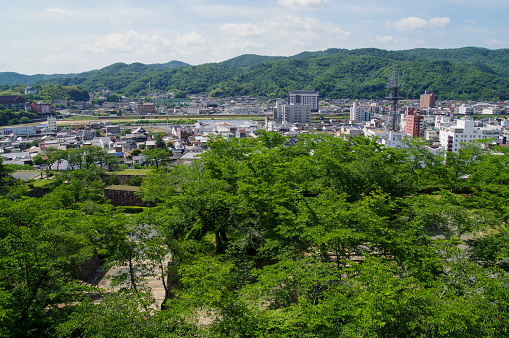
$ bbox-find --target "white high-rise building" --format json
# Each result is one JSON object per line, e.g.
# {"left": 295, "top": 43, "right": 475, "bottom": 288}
{"left": 350, "top": 102, "right": 371, "bottom": 122}
{"left": 273, "top": 99, "right": 284, "bottom": 122}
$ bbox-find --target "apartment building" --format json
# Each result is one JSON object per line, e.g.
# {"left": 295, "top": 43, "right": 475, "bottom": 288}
{"left": 439, "top": 118, "right": 501, "bottom": 152}
{"left": 32, "top": 102, "right": 53, "bottom": 115}
{"left": 350, "top": 102, "right": 371, "bottom": 122}
{"left": 283, "top": 104, "right": 311, "bottom": 124}
{"left": 404, "top": 108, "right": 422, "bottom": 138}
{"left": 288, "top": 90, "right": 319, "bottom": 112}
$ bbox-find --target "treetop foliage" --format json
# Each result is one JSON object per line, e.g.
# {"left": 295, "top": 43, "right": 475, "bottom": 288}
{"left": 0, "top": 133, "right": 508, "bottom": 337}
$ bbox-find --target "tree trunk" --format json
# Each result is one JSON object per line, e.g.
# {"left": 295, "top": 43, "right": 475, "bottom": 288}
{"left": 161, "top": 261, "right": 180, "bottom": 310}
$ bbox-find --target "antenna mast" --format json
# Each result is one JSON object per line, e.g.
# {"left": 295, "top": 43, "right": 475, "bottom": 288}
{"left": 386, "top": 70, "right": 404, "bottom": 131}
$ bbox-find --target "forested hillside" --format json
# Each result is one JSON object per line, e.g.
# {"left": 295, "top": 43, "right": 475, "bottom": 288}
{"left": 0, "top": 85, "right": 90, "bottom": 104}
{"left": 0, "top": 61, "right": 190, "bottom": 87}
{"left": 402, "top": 47, "right": 509, "bottom": 77}
{"left": 0, "top": 72, "right": 77, "bottom": 86}
{"left": 2, "top": 47, "right": 509, "bottom": 100}
{"left": 0, "top": 134, "right": 508, "bottom": 337}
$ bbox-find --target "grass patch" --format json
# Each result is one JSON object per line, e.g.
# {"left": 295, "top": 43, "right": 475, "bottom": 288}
{"left": 31, "top": 179, "right": 52, "bottom": 188}
{"left": 105, "top": 185, "right": 141, "bottom": 191}
{"left": 113, "top": 169, "right": 152, "bottom": 175}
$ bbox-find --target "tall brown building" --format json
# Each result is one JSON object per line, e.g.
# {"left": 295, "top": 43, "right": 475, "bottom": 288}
{"left": 420, "top": 90, "right": 436, "bottom": 108}
{"left": 138, "top": 102, "right": 156, "bottom": 115}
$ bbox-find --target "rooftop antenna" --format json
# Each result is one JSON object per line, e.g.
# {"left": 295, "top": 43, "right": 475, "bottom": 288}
{"left": 386, "top": 70, "right": 404, "bottom": 131}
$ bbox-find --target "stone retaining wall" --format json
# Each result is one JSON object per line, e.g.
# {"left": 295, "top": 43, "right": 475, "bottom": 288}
{"left": 104, "top": 185, "right": 149, "bottom": 207}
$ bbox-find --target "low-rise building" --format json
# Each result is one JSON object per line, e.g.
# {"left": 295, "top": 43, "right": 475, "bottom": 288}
{"left": 32, "top": 102, "right": 53, "bottom": 115}
{"left": 0, "top": 96, "right": 26, "bottom": 111}
{"left": 364, "top": 128, "right": 408, "bottom": 148}
{"left": 2, "top": 126, "right": 37, "bottom": 136}
{"left": 138, "top": 102, "right": 156, "bottom": 115}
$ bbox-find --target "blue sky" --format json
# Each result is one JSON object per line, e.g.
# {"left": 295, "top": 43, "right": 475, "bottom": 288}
{"left": 1, "top": 0, "right": 508, "bottom": 75}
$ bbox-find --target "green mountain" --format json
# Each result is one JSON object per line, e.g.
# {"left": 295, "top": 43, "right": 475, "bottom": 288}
{"left": 402, "top": 47, "right": 509, "bottom": 76}
{"left": 3, "top": 47, "right": 509, "bottom": 100}
{"left": 220, "top": 54, "right": 287, "bottom": 68}
{"left": 142, "top": 48, "right": 509, "bottom": 100}
{"left": 219, "top": 48, "right": 346, "bottom": 68}
{"left": 0, "top": 60, "right": 190, "bottom": 87}
{"left": 0, "top": 72, "right": 77, "bottom": 85}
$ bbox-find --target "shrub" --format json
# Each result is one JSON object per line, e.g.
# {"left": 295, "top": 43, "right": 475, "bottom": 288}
{"left": 104, "top": 174, "right": 120, "bottom": 185}
{"left": 125, "top": 176, "right": 143, "bottom": 186}
{"left": 116, "top": 206, "right": 145, "bottom": 214}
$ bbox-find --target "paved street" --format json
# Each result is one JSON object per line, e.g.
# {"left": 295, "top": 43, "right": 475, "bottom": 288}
{"left": 12, "top": 171, "right": 40, "bottom": 181}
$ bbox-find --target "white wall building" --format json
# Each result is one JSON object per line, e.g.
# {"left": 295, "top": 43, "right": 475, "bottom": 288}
{"left": 47, "top": 116, "right": 57, "bottom": 131}
{"left": 187, "top": 108, "right": 200, "bottom": 115}
{"left": 439, "top": 118, "right": 501, "bottom": 152}
{"left": 350, "top": 102, "right": 371, "bottom": 122}
{"left": 2, "top": 126, "right": 37, "bottom": 136}
{"left": 233, "top": 106, "right": 262, "bottom": 115}
{"left": 273, "top": 99, "right": 283, "bottom": 122}
{"left": 364, "top": 128, "right": 408, "bottom": 148}
{"left": 457, "top": 104, "right": 473, "bottom": 115}
{"left": 24, "top": 85, "right": 37, "bottom": 95}
{"left": 482, "top": 107, "right": 501, "bottom": 115}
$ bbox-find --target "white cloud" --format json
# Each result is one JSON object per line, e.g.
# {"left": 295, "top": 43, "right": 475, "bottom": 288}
{"left": 269, "top": 15, "right": 350, "bottom": 37}
{"left": 388, "top": 17, "right": 451, "bottom": 31}
{"left": 220, "top": 23, "right": 266, "bottom": 37}
{"left": 485, "top": 38, "right": 505, "bottom": 45}
{"left": 327, "top": 26, "right": 351, "bottom": 37}
{"left": 218, "top": 16, "right": 349, "bottom": 44}
{"left": 174, "top": 32, "right": 210, "bottom": 57}
{"left": 278, "top": 0, "right": 329, "bottom": 9}
{"left": 222, "top": 40, "right": 267, "bottom": 51}
{"left": 375, "top": 36, "right": 396, "bottom": 43}
{"left": 109, "top": 19, "right": 133, "bottom": 26}
{"left": 175, "top": 32, "right": 209, "bottom": 46}
{"left": 273, "top": 15, "right": 321, "bottom": 30}
{"left": 80, "top": 30, "right": 171, "bottom": 54}
{"left": 44, "top": 8, "right": 72, "bottom": 16}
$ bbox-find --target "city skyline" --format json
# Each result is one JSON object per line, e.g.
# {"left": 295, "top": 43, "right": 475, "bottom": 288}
{"left": 1, "top": 0, "right": 508, "bottom": 75}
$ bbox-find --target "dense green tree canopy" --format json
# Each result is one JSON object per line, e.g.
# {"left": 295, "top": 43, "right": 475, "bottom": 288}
{"left": 0, "top": 133, "right": 508, "bottom": 337}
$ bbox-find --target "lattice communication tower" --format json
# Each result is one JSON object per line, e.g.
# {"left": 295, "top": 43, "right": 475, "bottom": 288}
{"left": 386, "top": 70, "right": 404, "bottom": 131}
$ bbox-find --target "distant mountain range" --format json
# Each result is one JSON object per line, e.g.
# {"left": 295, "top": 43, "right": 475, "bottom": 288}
{"left": 2, "top": 47, "right": 509, "bottom": 100}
